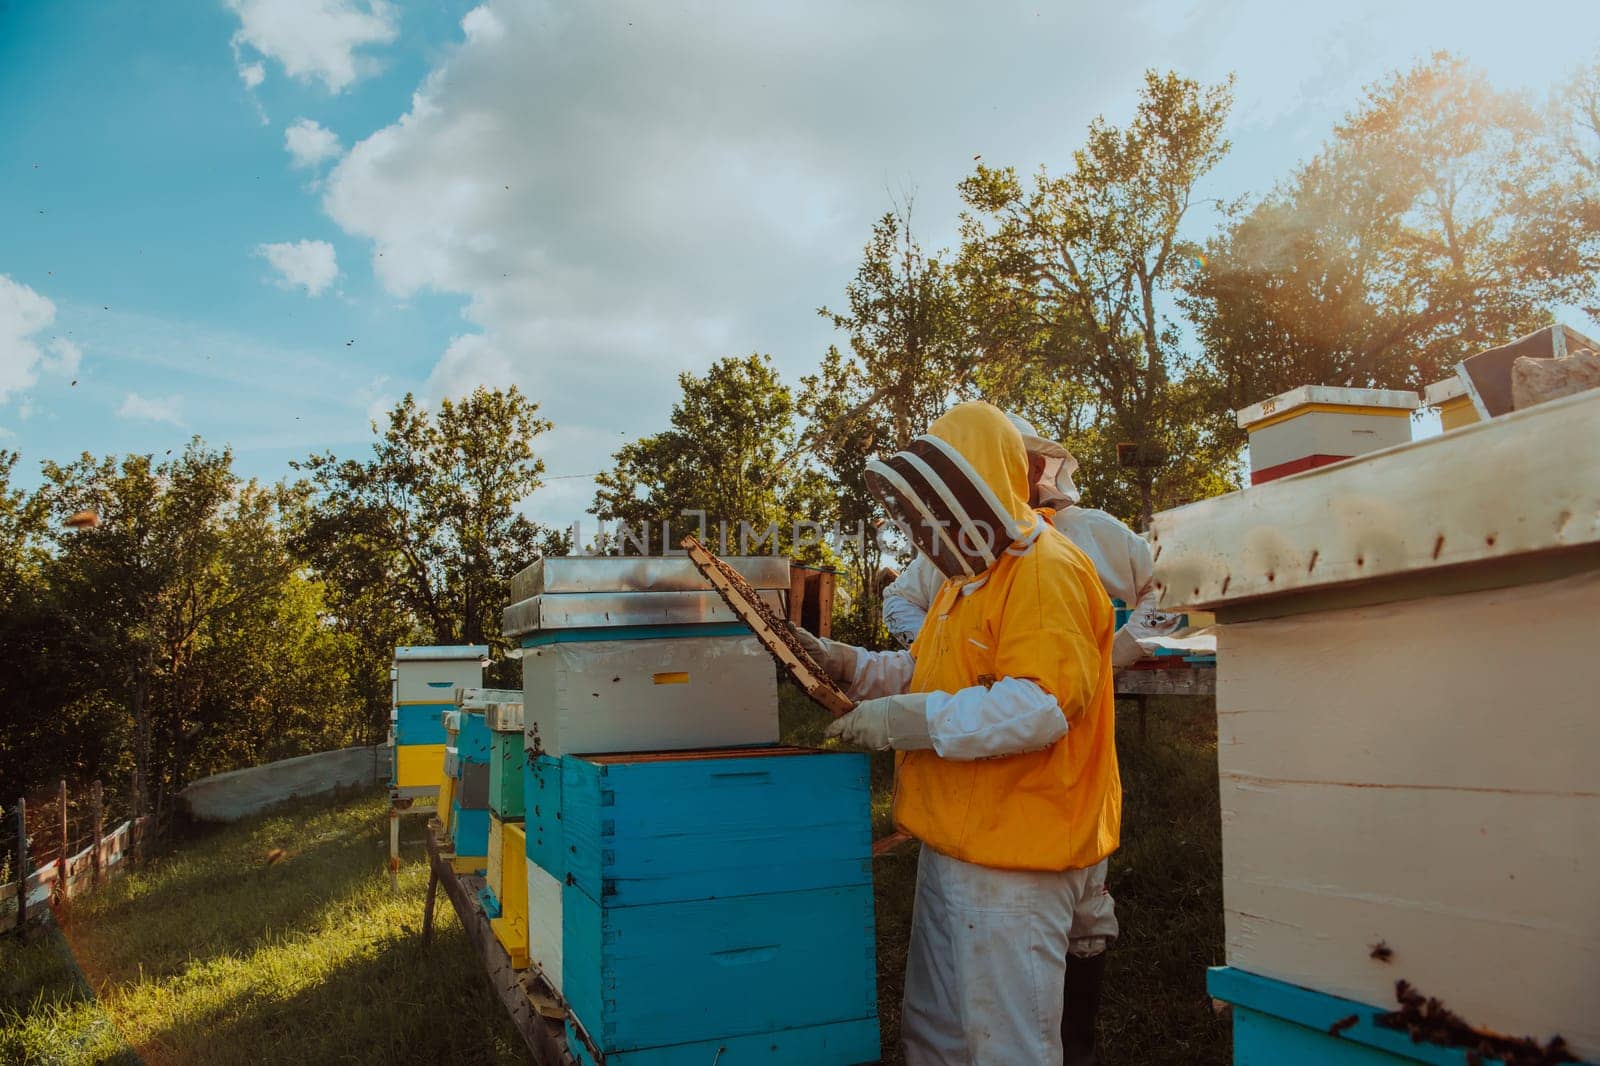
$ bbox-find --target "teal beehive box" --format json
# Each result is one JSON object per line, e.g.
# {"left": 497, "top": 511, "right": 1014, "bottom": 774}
{"left": 489, "top": 730, "right": 526, "bottom": 819}
{"left": 559, "top": 747, "right": 879, "bottom": 1064}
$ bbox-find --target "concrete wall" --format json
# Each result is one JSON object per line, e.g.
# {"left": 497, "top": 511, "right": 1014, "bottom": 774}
{"left": 179, "top": 745, "right": 385, "bottom": 822}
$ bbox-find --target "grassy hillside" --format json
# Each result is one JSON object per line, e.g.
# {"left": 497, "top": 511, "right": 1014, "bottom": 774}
{"left": 1, "top": 789, "right": 525, "bottom": 1065}
{"left": 3, "top": 690, "right": 1225, "bottom": 1065}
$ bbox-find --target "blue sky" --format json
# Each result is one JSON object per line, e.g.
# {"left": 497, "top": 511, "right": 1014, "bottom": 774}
{"left": 2, "top": 0, "right": 1597, "bottom": 523}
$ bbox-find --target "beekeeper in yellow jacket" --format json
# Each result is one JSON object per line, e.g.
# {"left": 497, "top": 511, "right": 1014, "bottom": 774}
{"left": 796, "top": 401, "right": 1119, "bottom": 1064}
{"left": 874, "top": 410, "right": 1173, "bottom": 1064}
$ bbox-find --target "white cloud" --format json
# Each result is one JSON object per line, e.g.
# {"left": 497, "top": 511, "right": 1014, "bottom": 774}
{"left": 284, "top": 118, "right": 343, "bottom": 169}
{"left": 118, "top": 392, "right": 184, "bottom": 426}
{"left": 0, "top": 274, "right": 79, "bottom": 406}
{"left": 255, "top": 239, "right": 339, "bottom": 296}
{"left": 318, "top": 0, "right": 1600, "bottom": 525}
{"left": 227, "top": 0, "right": 398, "bottom": 93}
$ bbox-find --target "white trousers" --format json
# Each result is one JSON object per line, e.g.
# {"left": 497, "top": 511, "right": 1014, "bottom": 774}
{"left": 901, "top": 847, "right": 1117, "bottom": 1066}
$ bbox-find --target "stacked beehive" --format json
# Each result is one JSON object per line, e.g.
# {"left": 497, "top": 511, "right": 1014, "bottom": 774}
{"left": 445, "top": 688, "right": 508, "bottom": 875}
{"left": 503, "top": 556, "right": 880, "bottom": 1065}
{"left": 1235, "top": 385, "right": 1418, "bottom": 485}
{"left": 483, "top": 692, "right": 530, "bottom": 967}
{"left": 390, "top": 646, "right": 485, "bottom": 794}
{"left": 1151, "top": 388, "right": 1600, "bottom": 1064}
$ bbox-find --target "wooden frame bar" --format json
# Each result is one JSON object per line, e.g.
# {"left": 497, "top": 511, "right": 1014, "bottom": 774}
{"left": 422, "top": 820, "right": 573, "bottom": 1065}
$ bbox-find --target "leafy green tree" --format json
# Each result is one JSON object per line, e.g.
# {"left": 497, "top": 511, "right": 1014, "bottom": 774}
{"left": 593, "top": 355, "right": 818, "bottom": 553}
{"left": 816, "top": 207, "right": 973, "bottom": 450}
{"left": 294, "top": 386, "right": 562, "bottom": 696}
{"left": 1186, "top": 54, "right": 1592, "bottom": 421}
{"left": 22, "top": 444, "right": 343, "bottom": 818}
{"left": 959, "top": 70, "right": 1240, "bottom": 526}
{"left": 0, "top": 450, "right": 47, "bottom": 608}
{"left": 793, "top": 209, "right": 977, "bottom": 641}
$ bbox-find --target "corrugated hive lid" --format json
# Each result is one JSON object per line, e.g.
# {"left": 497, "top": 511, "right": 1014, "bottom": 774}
{"left": 393, "top": 645, "right": 489, "bottom": 661}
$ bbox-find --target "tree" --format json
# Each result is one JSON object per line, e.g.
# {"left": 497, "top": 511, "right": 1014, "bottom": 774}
{"left": 1544, "top": 52, "right": 1600, "bottom": 320}
{"left": 959, "top": 70, "right": 1239, "bottom": 526}
{"left": 1187, "top": 53, "right": 1592, "bottom": 419}
{"left": 816, "top": 207, "right": 974, "bottom": 450}
{"left": 593, "top": 355, "right": 818, "bottom": 553}
{"left": 294, "top": 387, "right": 561, "bottom": 696}
{"left": 21, "top": 444, "right": 343, "bottom": 818}
{"left": 796, "top": 208, "right": 976, "bottom": 642}
{"left": 0, "top": 450, "right": 47, "bottom": 609}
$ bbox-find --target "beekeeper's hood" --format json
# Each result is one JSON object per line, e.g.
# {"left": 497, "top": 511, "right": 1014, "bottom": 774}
{"left": 1005, "top": 412, "right": 1081, "bottom": 507}
{"left": 865, "top": 401, "right": 1043, "bottom": 580}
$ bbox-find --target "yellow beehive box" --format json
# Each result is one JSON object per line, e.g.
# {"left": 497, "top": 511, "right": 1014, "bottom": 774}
{"left": 437, "top": 775, "right": 454, "bottom": 836}
{"left": 1424, "top": 375, "right": 1480, "bottom": 432}
{"left": 487, "top": 812, "right": 507, "bottom": 902}
{"left": 394, "top": 743, "right": 446, "bottom": 789}
{"left": 493, "top": 824, "right": 530, "bottom": 968}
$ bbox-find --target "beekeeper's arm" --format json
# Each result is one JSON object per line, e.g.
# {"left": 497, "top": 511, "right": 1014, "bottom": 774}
{"left": 1109, "top": 531, "right": 1179, "bottom": 668}
{"left": 790, "top": 626, "right": 914, "bottom": 700}
{"left": 880, "top": 554, "right": 943, "bottom": 648}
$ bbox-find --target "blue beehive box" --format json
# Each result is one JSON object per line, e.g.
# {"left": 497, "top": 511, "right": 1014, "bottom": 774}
{"left": 458, "top": 711, "right": 492, "bottom": 763}
{"left": 523, "top": 753, "right": 564, "bottom": 879}
{"left": 451, "top": 802, "right": 490, "bottom": 862}
{"left": 558, "top": 747, "right": 879, "bottom": 1065}
{"left": 394, "top": 702, "right": 449, "bottom": 745}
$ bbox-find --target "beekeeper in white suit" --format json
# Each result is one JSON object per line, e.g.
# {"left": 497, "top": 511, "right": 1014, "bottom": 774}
{"left": 874, "top": 411, "right": 1176, "bottom": 1065}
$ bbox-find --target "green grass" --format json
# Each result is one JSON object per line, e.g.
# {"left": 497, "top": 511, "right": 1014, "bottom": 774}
{"left": 2, "top": 788, "right": 525, "bottom": 1065}
{"left": 4, "top": 692, "right": 1226, "bottom": 1065}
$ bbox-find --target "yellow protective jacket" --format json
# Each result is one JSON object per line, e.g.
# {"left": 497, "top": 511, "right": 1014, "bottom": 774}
{"left": 886, "top": 403, "right": 1120, "bottom": 871}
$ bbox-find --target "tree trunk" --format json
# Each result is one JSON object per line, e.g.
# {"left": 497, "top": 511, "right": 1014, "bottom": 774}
{"left": 130, "top": 670, "right": 151, "bottom": 827}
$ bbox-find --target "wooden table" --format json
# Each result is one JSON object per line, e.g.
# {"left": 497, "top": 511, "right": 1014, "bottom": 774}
{"left": 422, "top": 822, "right": 574, "bottom": 1065}
{"left": 1116, "top": 665, "right": 1216, "bottom": 739}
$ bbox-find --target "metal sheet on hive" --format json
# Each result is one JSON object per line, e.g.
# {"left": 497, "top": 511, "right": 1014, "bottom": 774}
{"left": 510, "top": 555, "right": 790, "bottom": 600}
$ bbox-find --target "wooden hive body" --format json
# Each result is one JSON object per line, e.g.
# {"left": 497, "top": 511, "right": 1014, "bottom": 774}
{"left": 1153, "top": 389, "right": 1600, "bottom": 1063}
{"left": 492, "top": 823, "right": 529, "bottom": 969}
{"left": 526, "top": 857, "right": 564, "bottom": 997}
{"left": 1235, "top": 385, "right": 1418, "bottom": 485}
{"left": 558, "top": 748, "right": 878, "bottom": 1063}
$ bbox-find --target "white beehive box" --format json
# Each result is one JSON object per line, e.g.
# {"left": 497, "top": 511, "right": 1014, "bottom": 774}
{"left": 503, "top": 555, "right": 787, "bottom": 757}
{"left": 485, "top": 700, "right": 524, "bottom": 732}
{"left": 456, "top": 687, "right": 521, "bottom": 710}
{"left": 521, "top": 635, "right": 777, "bottom": 756}
{"left": 1235, "top": 385, "right": 1418, "bottom": 485}
{"left": 527, "top": 858, "right": 564, "bottom": 996}
{"left": 394, "top": 646, "right": 487, "bottom": 705}
{"left": 1151, "top": 388, "right": 1600, "bottom": 1059}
